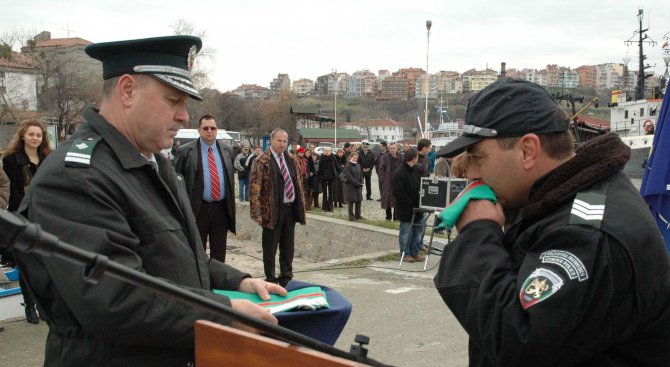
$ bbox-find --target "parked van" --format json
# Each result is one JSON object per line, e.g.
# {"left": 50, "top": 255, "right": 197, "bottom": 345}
{"left": 160, "top": 128, "right": 234, "bottom": 159}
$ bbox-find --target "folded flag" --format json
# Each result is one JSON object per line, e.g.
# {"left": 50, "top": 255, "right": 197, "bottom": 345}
{"left": 437, "top": 181, "right": 497, "bottom": 229}
{"left": 213, "top": 286, "right": 330, "bottom": 314}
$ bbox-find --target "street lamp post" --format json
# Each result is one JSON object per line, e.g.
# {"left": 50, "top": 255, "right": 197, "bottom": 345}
{"left": 424, "top": 20, "right": 432, "bottom": 139}
{"left": 334, "top": 74, "right": 342, "bottom": 147}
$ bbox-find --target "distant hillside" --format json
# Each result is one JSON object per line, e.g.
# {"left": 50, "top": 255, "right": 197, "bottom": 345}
{"left": 294, "top": 87, "right": 612, "bottom": 129}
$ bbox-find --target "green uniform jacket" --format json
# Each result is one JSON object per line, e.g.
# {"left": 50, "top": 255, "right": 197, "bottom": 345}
{"left": 16, "top": 107, "right": 249, "bottom": 367}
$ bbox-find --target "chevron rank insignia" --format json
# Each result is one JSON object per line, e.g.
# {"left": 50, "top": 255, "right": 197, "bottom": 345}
{"left": 569, "top": 192, "right": 605, "bottom": 229}
{"left": 65, "top": 137, "right": 102, "bottom": 168}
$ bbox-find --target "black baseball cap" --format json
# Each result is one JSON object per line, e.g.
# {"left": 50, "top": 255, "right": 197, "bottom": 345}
{"left": 85, "top": 35, "right": 203, "bottom": 101}
{"left": 436, "top": 77, "right": 568, "bottom": 158}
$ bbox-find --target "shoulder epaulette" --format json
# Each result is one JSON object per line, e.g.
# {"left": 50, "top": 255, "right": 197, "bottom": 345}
{"left": 65, "top": 137, "right": 102, "bottom": 168}
{"left": 569, "top": 185, "right": 607, "bottom": 230}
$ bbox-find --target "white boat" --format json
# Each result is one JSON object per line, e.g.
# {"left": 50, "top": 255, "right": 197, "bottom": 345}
{"left": 430, "top": 98, "right": 462, "bottom": 149}
{"left": 0, "top": 268, "right": 24, "bottom": 321}
{"left": 609, "top": 94, "right": 663, "bottom": 179}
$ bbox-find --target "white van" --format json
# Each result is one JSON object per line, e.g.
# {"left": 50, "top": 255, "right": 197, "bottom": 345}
{"left": 160, "top": 128, "right": 234, "bottom": 159}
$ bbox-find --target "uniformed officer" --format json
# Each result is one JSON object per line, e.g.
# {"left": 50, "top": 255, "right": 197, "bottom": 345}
{"left": 14, "top": 36, "right": 286, "bottom": 366}
{"left": 434, "top": 77, "right": 670, "bottom": 366}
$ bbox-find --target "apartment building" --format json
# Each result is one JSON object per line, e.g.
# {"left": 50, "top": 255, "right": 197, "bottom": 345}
{"left": 378, "top": 76, "right": 409, "bottom": 101}
{"left": 270, "top": 73, "right": 291, "bottom": 93}
{"left": 347, "top": 70, "right": 377, "bottom": 97}
{"left": 291, "top": 78, "right": 314, "bottom": 96}
{"left": 462, "top": 68, "right": 497, "bottom": 92}
{"left": 232, "top": 84, "right": 272, "bottom": 99}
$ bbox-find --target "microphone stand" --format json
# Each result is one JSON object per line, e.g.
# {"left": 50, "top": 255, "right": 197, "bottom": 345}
{"left": 0, "top": 210, "right": 391, "bottom": 367}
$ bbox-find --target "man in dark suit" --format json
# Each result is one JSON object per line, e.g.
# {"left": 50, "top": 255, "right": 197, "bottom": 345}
{"left": 174, "top": 115, "right": 236, "bottom": 262}
{"left": 249, "top": 128, "right": 306, "bottom": 286}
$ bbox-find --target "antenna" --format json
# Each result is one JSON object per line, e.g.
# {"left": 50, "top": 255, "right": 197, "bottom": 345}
{"left": 625, "top": 8, "right": 656, "bottom": 100}
{"left": 61, "top": 23, "right": 75, "bottom": 38}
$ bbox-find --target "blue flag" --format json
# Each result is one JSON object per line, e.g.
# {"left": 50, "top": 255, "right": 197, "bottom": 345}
{"left": 640, "top": 90, "right": 670, "bottom": 252}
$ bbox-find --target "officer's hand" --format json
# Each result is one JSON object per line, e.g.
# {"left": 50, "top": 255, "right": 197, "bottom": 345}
{"left": 456, "top": 199, "right": 504, "bottom": 231}
{"left": 238, "top": 277, "right": 287, "bottom": 301}
{"left": 230, "top": 299, "right": 278, "bottom": 333}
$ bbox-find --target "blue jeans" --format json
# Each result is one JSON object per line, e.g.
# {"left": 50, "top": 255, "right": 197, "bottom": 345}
{"left": 238, "top": 178, "right": 250, "bottom": 201}
{"left": 399, "top": 220, "right": 422, "bottom": 257}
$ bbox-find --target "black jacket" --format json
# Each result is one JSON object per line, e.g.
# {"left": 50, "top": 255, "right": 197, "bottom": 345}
{"left": 392, "top": 162, "right": 421, "bottom": 222}
{"left": 357, "top": 149, "right": 376, "bottom": 175}
{"left": 15, "top": 107, "right": 249, "bottom": 366}
{"left": 317, "top": 153, "right": 338, "bottom": 181}
{"left": 434, "top": 133, "right": 670, "bottom": 366}
{"left": 2, "top": 148, "right": 46, "bottom": 211}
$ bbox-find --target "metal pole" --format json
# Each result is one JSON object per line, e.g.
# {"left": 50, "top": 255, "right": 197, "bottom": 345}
{"left": 334, "top": 75, "right": 338, "bottom": 147}
{"left": 425, "top": 20, "right": 432, "bottom": 139}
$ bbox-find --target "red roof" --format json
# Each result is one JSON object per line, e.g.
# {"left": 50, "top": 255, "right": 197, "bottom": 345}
{"left": 0, "top": 51, "right": 39, "bottom": 70}
{"left": 32, "top": 37, "right": 91, "bottom": 48}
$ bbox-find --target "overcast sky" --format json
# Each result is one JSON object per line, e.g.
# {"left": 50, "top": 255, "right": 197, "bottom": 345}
{"left": 3, "top": 0, "right": 670, "bottom": 92}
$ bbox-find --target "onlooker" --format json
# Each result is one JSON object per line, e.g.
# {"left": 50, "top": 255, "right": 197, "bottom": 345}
{"left": 0, "top": 161, "right": 9, "bottom": 209}
{"left": 249, "top": 128, "right": 306, "bottom": 286}
{"left": 374, "top": 141, "right": 388, "bottom": 200}
{"left": 434, "top": 156, "right": 449, "bottom": 178}
{"left": 342, "top": 151, "right": 363, "bottom": 221}
{"left": 434, "top": 77, "right": 670, "bottom": 366}
{"left": 298, "top": 148, "right": 315, "bottom": 211}
{"left": 13, "top": 35, "right": 284, "bottom": 366}
{"left": 234, "top": 144, "right": 251, "bottom": 201}
{"left": 310, "top": 151, "right": 321, "bottom": 208}
{"left": 358, "top": 142, "right": 376, "bottom": 200}
{"left": 2, "top": 119, "right": 52, "bottom": 324}
{"left": 332, "top": 148, "right": 347, "bottom": 208}
{"left": 427, "top": 146, "right": 436, "bottom": 173}
{"left": 317, "top": 147, "right": 338, "bottom": 212}
{"left": 392, "top": 148, "right": 423, "bottom": 263}
{"left": 174, "top": 115, "right": 236, "bottom": 262}
{"left": 379, "top": 142, "right": 402, "bottom": 221}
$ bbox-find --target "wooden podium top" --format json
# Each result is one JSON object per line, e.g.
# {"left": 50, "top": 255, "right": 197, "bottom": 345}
{"left": 195, "top": 320, "right": 367, "bottom": 367}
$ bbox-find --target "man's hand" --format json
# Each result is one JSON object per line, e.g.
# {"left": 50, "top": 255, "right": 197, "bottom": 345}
{"left": 230, "top": 299, "right": 278, "bottom": 332}
{"left": 238, "top": 277, "right": 287, "bottom": 301}
{"left": 456, "top": 199, "right": 505, "bottom": 231}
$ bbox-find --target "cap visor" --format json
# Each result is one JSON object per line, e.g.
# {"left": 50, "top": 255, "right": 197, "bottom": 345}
{"left": 150, "top": 74, "right": 202, "bottom": 101}
{"left": 436, "top": 135, "right": 483, "bottom": 158}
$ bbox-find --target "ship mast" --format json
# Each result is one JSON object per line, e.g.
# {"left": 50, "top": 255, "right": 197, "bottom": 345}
{"left": 625, "top": 8, "right": 656, "bottom": 101}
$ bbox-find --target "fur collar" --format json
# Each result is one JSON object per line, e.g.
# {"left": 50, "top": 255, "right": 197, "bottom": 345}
{"left": 520, "top": 133, "right": 630, "bottom": 222}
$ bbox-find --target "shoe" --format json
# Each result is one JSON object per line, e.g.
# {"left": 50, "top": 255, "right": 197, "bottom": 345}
{"left": 421, "top": 245, "right": 429, "bottom": 252}
{"left": 376, "top": 199, "right": 381, "bottom": 201}
{"left": 413, "top": 255, "right": 426, "bottom": 262}
{"left": 366, "top": 197, "right": 373, "bottom": 201}
{"left": 402, "top": 256, "right": 416, "bottom": 263}
{"left": 356, "top": 216, "right": 365, "bottom": 221}
{"left": 349, "top": 217, "right": 356, "bottom": 221}
{"left": 278, "top": 277, "right": 292, "bottom": 287}
{"left": 23, "top": 302, "right": 39, "bottom": 324}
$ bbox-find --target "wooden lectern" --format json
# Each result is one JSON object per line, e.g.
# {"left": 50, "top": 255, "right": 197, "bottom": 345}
{"left": 195, "top": 320, "right": 367, "bottom": 366}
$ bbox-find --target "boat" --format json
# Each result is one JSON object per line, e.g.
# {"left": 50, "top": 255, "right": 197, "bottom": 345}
{"left": 430, "top": 97, "right": 462, "bottom": 150}
{"left": 609, "top": 93, "right": 662, "bottom": 179}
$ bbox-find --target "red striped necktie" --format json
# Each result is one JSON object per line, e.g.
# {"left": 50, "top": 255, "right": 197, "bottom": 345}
{"left": 208, "top": 147, "right": 221, "bottom": 200}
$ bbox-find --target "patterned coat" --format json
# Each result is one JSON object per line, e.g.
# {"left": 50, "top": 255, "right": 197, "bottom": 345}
{"left": 378, "top": 152, "right": 403, "bottom": 209}
{"left": 249, "top": 149, "right": 306, "bottom": 229}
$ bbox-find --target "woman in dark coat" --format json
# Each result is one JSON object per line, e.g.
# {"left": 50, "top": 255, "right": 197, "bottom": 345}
{"left": 342, "top": 151, "right": 363, "bottom": 221}
{"left": 308, "top": 150, "right": 320, "bottom": 208}
{"left": 332, "top": 148, "right": 347, "bottom": 207}
{"left": 1, "top": 119, "right": 52, "bottom": 324}
{"left": 317, "top": 147, "right": 338, "bottom": 212}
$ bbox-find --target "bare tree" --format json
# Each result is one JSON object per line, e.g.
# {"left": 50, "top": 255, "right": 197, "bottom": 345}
{"left": 170, "top": 18, "right": 215, "bottom": 91}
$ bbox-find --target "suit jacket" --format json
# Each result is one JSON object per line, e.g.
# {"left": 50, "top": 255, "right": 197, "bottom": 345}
{"left": 249, "top": 149, "right": 306, "bottom": 229}
{"left": 174, "top": 139, "right": 236, "bottom": 234}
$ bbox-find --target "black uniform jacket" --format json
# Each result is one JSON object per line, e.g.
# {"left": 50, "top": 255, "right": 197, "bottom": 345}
{"left": 15, "top": 107, "right": 249, "bottom": 367}
{"left": 173, "top": 139, "right": 236, "bottom": 233}
{"left": 392, "top": 162, "right": 421, "bottom": 222}
{"left": 434, "top": 133, "right": 670, "bottom": 366}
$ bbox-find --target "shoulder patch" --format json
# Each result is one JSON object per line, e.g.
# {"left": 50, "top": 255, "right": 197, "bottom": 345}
{"left": 65, "top": 137, "right": 102, "bottom": 168}
{"left": 540, "top": 250, "right": 589, "bottom": 281}
{"left": 569, "top": 191, "right": 605, "bottom": 229}
{"left": 520, "top": 268, "right": 564, "bottom": 310}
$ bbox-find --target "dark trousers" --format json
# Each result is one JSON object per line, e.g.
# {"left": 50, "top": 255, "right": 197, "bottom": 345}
{"left": 312, "top": 192, "right": 320, "bottom": 208}
{"left": 348, "top": 202, "right": 361, "bottom": 220}
{"left": 321, "top": 180, "right": 333, "bottom": 211}
{"left": 196, "top": 201, "right": 229, "bottom": 262}
{"left": 303, "top": 189, "right": 312, "bottom": 211}
{"left": 363, "top": 174, "right": 372, "bottom": 199}
{"left": 262, "top": 203, "right": 296, "bottom": 281}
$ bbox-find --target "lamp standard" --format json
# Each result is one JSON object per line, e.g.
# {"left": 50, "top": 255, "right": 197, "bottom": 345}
{"left": 424, "top": 20, "right": 432, "bottom": 139}
{"left": 334, "top": 74, "right": 342, "bottom": 147}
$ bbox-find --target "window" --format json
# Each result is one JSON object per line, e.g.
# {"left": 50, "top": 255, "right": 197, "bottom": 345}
{"left": 0, "top": 86, "right": 5, "bottom": 93}
{"left": 640, "top": 108, "right": 645, "bottom": 117}
{"left": 624, "top": 110, "right": 628, "bottom": 119}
